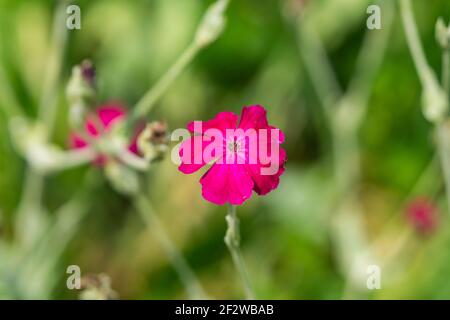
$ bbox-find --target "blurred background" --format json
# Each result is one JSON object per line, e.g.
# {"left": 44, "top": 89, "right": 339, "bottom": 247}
{"left": 1, "top": 0, "right": 450, "bottom": 299}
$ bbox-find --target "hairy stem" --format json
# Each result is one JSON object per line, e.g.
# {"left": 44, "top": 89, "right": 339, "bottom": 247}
{"left": 224, "top": 204, "right": 255, "bottom": 300}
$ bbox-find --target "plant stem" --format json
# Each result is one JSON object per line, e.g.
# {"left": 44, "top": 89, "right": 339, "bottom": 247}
{"left": 443, "top": 47, "right": 450, "bottom": 96}
{"left": 134, "top": 195, "right": 208, "bottom": 299}
{"left": 131, "top": 43, "right": 199, "bottom": 121}
{"left": 38, "top": 0, "right": 69, "bottom": 135}
{"left": 130, "top": 0, "right": 231, "bottom": 122}
{"left": 399, "top": 0, "right": 450, "bottom": 213}
{"left": 15, "top": 0, "right": 69, "bottom": 244}
{"left": 295, "top": 22, "right": 342, "bottom": 119}
{"left": 224, "top": 204, "right": 255, "bottom": 300}
{"left": 438, "top": 43, "right": 450, "bottom": 212}
{"left": 18, "top": 171, "right": 97, "bottom": 298}
{"left": 399, "top": 0, "right": 434, "bottom": 87}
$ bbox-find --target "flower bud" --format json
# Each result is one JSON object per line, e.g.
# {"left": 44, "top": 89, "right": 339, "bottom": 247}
{"left": 436, "top": 17, "right": 450, "bottom": 49}
{"left": 421, "top": 77, "right": 448, "bottom": 123}
{"left": 66, "top": 60, "right": 97, "bottom": 128}
{"left": 195, "top": 0, "right": 229, "bottom": 48}
{"left": 137, "top": 121, "right": 169, "bottom": 162}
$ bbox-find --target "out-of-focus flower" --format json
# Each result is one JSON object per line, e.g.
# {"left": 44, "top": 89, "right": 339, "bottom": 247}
{"left": 9, "top": 118, "right": 97, "bottom": 173}
{"left": 137, "top": 120, "right": 169, "bottom": 162}
{"left": 10, "top": 118, "right": 63, "bottom": 170}
{"left": 406, "top": 197, "right": 439, "bottom": 236}
{"left": 178, "top": 105, "right": 286, "bottom": 205}
{"left": 69, "top": 103, "right": 140, "bottom": 166}
{"left": 79, "top": 274, "right": 118, "bottom": 300}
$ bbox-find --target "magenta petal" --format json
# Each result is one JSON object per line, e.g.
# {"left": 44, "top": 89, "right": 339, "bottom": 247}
{"left": 247, "top": 164, "right": 285, "bottom": 195}
{"left": 247, "top": 144, "right": 286, "bottom": 195}
{"left": 187, "top": 111, "right": 238, "bottom": 135}
{"left": 268, "top": 126, "right": 285, "bottom": 144}
{"left": 178, "top": 136, "right": 215, "bottom": 174}
{"left": 69, "top": 133, "right": 88, "bottom": 149}
{"left": 97, "top": 104, "right": 126, "bottom": 129}
{"left": 83, "top": 104, "right": 126, "bottom": 137}
{"left": 200, "top": 163, "right": 254, "bottom": 205}
{"left": 238, "top": 105, "right": 269, "bottom": 130}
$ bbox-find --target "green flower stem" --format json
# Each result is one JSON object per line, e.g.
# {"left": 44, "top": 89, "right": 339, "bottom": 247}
{"left": 18, "top": 172, "right": 97, "bottom": 298}
{"left": 16, "top": 0, "right": 69, "bottom": 244}
{"left": 116, "top": 148, "right": 150, "bottom": 171}
{"left": 295, "top": 1, "right": 394, "bottom": 300}
{"left": 443, "top": 47, "right": 450, "bottom": 96}
{"left": 132, "top": 42, "right": 200, "bottom": 120}
{"left": 439, "top": 29, "right": 450, "bottom": 211}
{"left": 224, "top": 204, "right": 255, "bottom": 300}
{"left": 399, "top": 0, "right": 434, "bottom": 88}
{"left": 38, "top": 0, "right": 70, "bottom": 135}
{"left": 130, "top": 0, "right": 231, "bottom": 122}
{"left": 40, "top": 147, "right": 97, "bottom": 173}
{"left": 437, "top": 124, "right": 450, "bottom": 212}
{"left": 134, "top": 195, "right": 208, "bottom": 299}
{"left": 399, "top": 0, "right": 450, "bottom": 213}
{"left": 0, "top": 64, "right": 21, "bottom": 118}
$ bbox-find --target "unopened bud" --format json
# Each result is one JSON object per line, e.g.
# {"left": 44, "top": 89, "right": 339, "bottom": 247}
{"left": 436, "top": 17, "right": 450, "bottom": 49}
{"left": 137, "top": 121, "right": 169, "bottom": 162}
{"left": 195, "top": 0, "right": 229, "bottom": 48}
{"left": 422, "top": 76, "right": 448, "bottom": 123}
{"left": 66, "top": 60, "right": 97, "bottom": 128}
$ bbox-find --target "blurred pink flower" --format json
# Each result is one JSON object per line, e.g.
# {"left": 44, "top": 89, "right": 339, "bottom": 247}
{"left": 406, "top": 197, "right": 438, "bottom": 236}
{"left": 179, "top": 105, "right": 286, "bottom": 205}
{"left": 69, "top": 103, "right": 141, "bottom": 165}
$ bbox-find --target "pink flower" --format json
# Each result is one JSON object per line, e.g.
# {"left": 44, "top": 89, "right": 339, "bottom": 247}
{"left": 406, "top": 197, "right": 438, "bottom": 236}
{"left": 178, "top": 105, "right": 286, "bottom": 205}
{"left": 70, "top": 103, "right": 141, "bottom": 165}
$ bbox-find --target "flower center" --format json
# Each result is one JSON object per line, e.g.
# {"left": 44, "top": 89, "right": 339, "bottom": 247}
{"left": 228, "top": 140, "right": 240, "bottom": 153}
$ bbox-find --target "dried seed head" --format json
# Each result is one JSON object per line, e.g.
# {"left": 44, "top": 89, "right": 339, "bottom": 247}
{"left": 80, "top": 59, "right": 96, "bottom": 85}
{"left": 80, "top": 274, "right": 118, "bottom": 300}
{"left": 137, "top": 120, "right": 169, "bottom": 162}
